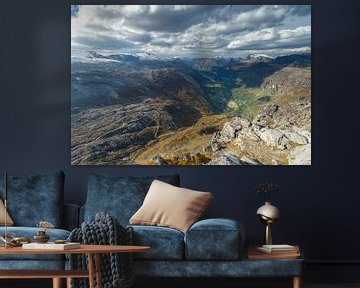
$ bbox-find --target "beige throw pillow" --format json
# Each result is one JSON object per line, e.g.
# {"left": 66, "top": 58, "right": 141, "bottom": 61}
{"left": 0, "top": 199, "right": 14, "bottom": 226}
{"left": 130, "top": 180, "right": 213, "bottom": 233}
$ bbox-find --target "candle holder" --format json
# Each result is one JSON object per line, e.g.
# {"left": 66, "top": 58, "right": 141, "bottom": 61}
{"left": 34, "top": 220, "right": 54, "bottom": 243}
{"left": 33, "top": 231, "right": 50, "bottom": 243}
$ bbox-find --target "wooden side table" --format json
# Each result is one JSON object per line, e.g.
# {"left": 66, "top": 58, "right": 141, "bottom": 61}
{"left": 247, "top": 245, "right": 303, "bottom": 288}
{"left": 0, "top": 244, "right": 150, "bottom": 288}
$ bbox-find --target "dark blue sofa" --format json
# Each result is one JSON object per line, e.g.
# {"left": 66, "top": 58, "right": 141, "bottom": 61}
{"left": 81, "top": 173, "right": 304, "bottom": 281}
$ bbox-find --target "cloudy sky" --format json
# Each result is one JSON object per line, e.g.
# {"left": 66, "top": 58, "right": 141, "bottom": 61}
{"left": 71, "top": 5, "right": 311, "bottom": 58}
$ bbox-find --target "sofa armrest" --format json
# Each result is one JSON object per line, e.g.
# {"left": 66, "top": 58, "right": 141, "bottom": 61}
{"left": 63, "top": 204, "right": 80, "bottom": 231}
{"left": 184, "top": 218, "right": 245, "bottom": 260}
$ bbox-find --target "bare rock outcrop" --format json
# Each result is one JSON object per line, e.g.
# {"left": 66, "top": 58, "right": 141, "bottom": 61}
{"left": 211, "top": 102, "right": 311, "bottom": 165}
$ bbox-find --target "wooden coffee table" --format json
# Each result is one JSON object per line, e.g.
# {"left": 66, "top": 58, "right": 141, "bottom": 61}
{"left": 0, "top": 244, "right": 150, "bottom": 288}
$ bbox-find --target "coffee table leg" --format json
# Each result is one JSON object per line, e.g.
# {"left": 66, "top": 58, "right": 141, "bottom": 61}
{"left": 88, "top": 253, "right": 95, "bottom": 288}
{"left": 66, "top": 277, "right": 72, "bottom": 288}
{"left": 95, "top": 253, "right": 102, "bottom": 288}
{"left": 293, "top": 276, "right": 302, "bottom": 288}
{"left": 52, "top": 278, "right": 62, "bottom": 288}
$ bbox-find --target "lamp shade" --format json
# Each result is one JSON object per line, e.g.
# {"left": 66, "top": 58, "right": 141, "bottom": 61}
{"left": 256, "top": 201, "right": 280, "bottom": 220}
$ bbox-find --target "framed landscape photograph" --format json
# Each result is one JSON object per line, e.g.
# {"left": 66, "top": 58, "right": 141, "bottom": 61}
{"left": 71, "top": 5, "right": 311, "bottom": 165}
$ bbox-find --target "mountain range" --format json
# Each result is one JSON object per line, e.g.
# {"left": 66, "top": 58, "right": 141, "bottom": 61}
{"left": 71, "top": 51, "right": 311, "bottom": 165}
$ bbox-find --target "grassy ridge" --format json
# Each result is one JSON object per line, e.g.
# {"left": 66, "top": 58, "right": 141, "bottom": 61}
{"left": 133, "top": 114, "right": 229, "bottom": 165}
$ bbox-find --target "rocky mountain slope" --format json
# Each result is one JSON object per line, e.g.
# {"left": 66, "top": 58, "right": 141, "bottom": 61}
{"left": 208, "top": 64, "right": 311, "bottom": 165}
{"left": 71, "top": 97, "right": 208, "bottom": 165}
{"left": 134, "top": 67, "right": 311, "bottom": 165}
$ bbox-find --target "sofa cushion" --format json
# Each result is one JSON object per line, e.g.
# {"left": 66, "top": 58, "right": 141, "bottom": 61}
{"left": 184, "top": 218, "right": 245, "bottom": 260}
{"left": 130, "top": 180, "right": 213, "bottom": 233}
{"left": 0, "top": 227, "right": 70, "bottom": 261}
{"left": 0, "top": 199, "right": 14, "bottom": 226}
{"left": 84, "top": 174, "right": 180, "bottom": 225}
{"left": 130, "top": 225, "right": 184, "bottom": 260}
{"left": 0, "top": 171, "right": 64, "bottom": 227}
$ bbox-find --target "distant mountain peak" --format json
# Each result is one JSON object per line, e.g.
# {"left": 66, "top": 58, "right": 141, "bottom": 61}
{"left": 71, "top": 49, "right": 172, "bottom": 63}
{"left": 247, "top": 53, "right": 274, "bottom": 60}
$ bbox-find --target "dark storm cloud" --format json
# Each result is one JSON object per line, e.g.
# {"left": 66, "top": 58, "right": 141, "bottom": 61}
{"left": 291, "top": 5, "right": 311, "bottom": 16}
{"left": 124, "top": 6, "right": 221, "bottom": 33}
{"left": 124, "top": 5, "right": 277, "bottom": 34}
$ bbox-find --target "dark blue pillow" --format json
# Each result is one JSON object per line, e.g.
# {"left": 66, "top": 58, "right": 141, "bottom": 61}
{"left": 84, "top": 174, "right": 180, "bottom": 225}
{"left": 0, "top": 171, "right": 64, "bottom": 227}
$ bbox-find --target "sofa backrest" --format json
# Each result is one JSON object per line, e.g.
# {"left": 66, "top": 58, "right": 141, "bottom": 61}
{"left": 82, "top": 173, "right": 180, "bottom": 226}
{"left": 63, "top": 203, "right": 80, "bottom": 231}
{"left": 0, "top": 170, "right": 65, "bottom": 228}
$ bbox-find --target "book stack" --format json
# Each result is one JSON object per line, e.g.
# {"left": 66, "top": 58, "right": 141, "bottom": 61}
{"left": 257, "top": 244, "right": 299, "bottom": 254}
{"left": 22, "top": 242, "right": 80, "bottom": 250}
{"left": 248, "top": 244, "right": 300, "bottom": 260}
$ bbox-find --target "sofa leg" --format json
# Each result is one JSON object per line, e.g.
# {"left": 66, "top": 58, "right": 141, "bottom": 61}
{"left": 293, "top": 276, "right": 302, "bottom": 288}
{"left": 53, "top": 278, "right": 62, "bottom": 288}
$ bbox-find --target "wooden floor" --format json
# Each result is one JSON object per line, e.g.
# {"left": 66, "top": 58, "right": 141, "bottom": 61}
{"left": 1, "top": 279, "right": 360, "bottom": 288}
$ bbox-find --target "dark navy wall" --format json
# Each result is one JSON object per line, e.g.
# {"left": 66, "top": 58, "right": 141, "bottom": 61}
{"left": 0, "top": 0, "right": 359, "bottom": 263}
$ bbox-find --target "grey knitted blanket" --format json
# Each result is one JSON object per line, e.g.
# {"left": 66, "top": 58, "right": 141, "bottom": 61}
{"left": 69, "top": 212, "right": 134, "bottom": 288}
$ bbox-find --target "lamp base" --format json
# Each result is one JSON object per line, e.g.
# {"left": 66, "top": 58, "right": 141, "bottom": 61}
{"left": 265, "top": 223, "right": 272, "bottom": 245}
